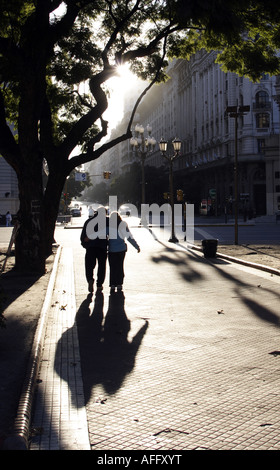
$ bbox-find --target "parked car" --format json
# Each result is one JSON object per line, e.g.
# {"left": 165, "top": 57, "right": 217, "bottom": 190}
{"left": 70, "top": 208, "right": 81, "bottom": 217}
{"left": 119, "top": 205, "right": 131, "bottom": 216}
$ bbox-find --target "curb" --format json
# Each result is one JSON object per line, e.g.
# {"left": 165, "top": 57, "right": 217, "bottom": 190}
{"left": 188, "top": 243, "right": 280, "bottom": 277}
{"left": 2, "top": 246, "right": 62, "bottom": 450}
{"left": 216, "top": 251, "right": 280, "bottom": 276}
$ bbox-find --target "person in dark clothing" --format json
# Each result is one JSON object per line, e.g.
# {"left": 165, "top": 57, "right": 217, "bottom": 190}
{"left": 80, "top": 206, "right": 108, "bottom": 293}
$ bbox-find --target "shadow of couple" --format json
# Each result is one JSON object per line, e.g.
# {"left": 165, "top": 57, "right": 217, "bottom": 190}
{"left": 55, "top": 290, "right": 149, "bottom": 407}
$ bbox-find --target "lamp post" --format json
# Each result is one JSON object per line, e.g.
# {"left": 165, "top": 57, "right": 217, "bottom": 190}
{"left": 226, "top": 105, "right": 250, "bottom": 245}
{"left": 130, "top": 124, "right": 156, "bottom": 225}
{"left": 159, "top": 136, "right": 182, "bottom": 242}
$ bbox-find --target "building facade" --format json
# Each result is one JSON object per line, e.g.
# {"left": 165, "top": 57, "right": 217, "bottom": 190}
{"left": 0, "top": 157, "right": 19, "bottom": 219}
{"left": 98, "top": 50, "right": 280, "bottom": 216}
{"left": 0, "top": 122, "right": 19, "bottom": 219}
{"left": 2, "top": 52, "right": 280, "bottom": 217}
{"left": 141, "top": 52, "right": 280, "bottom": 216}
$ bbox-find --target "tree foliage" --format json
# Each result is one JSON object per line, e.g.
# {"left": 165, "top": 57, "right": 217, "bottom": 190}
{"left": 167, "top": 0, "right": 280, "bottom": 81}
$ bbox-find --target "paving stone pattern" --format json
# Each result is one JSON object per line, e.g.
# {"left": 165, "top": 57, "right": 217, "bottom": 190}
{"left": 76, "top": 228, "right": 280, "bottom": 451}
{"left": 31, "top": 226, "right": 280, "bottom": 450}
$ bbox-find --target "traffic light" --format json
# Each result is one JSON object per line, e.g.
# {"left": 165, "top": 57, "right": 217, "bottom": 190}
{"left": 103, "top": 171, "right": 111, "bottom": 179}
{"left": 177, "top": 189, "right": 184, "bottom": 201}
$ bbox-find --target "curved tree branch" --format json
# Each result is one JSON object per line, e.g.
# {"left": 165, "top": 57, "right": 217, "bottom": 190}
{"left": 68, "top": 34, "right": 169, "bottom": 171}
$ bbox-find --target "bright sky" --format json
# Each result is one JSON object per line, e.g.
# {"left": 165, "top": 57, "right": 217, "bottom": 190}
{"left": 103, "top": 64, "right": 143, "bottom": 129}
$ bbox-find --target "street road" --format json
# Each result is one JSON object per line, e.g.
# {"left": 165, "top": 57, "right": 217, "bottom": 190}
{"left": 145, "top": 218, "right": 280, "bottom": 245}
{"left": 1, "top": 204, "right": 279, "bottom": 249}
{"left": 192, "top": 223, "right": 280, "bottom": 244}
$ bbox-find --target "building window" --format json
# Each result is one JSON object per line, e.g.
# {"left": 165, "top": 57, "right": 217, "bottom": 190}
{"left": 256, "top": 90, "right": 269, "bottom": 108}
{"left": 276, "top": 185, "right": 280, "bottom": 192}
{"left": 257, "top": 139, "right": 265, "bottom": 154}
{"left": 256, "top": 113, "right": 270, "bottom": 129}
{"left": 261, "top": 74, "right": 269, "bottom": 81}
{"left": 275, "top": 171, "right": 280, "bottom": 179}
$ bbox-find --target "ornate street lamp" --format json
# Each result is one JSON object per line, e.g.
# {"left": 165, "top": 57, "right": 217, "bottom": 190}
{"left": 130, "top": 124, "right": 156, "bottom": 225}
{"left": 159, "top": 136, "right": 182, "bottom": 242}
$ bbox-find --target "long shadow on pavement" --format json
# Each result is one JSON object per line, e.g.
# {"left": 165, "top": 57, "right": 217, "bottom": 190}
{"left": 208, "top": 256, "right": 280, "bottom": 327}
{"left": 151, "top": 236, "right": 280, "bottom": 329}
{"left": 149, "top": 236, "right": 228, "bottom": 284}
{"left": 0, "top": 267, "right": 41, "bottom": 314}
{"left": 0, "top": 259, "right": 49, "bottom": 443}
{"left": 75, "top": 291, "right": 149, "bottom": 405}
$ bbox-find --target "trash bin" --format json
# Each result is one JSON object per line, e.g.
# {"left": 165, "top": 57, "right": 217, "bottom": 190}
{"left": 202, "top": 239, "right": 218, "bottom": 258}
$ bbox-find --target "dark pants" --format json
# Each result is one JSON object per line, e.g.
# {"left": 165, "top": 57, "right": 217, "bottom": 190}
{"left": 85, "top": 247, "right": 107, "bottom": 286}
{"left": 108, "top": 251, "right": 126, "bottom": 286}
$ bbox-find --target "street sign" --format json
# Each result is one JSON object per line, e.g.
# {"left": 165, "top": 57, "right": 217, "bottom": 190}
{"left": 75, "top": 172, "right": 86, "bottom": 181}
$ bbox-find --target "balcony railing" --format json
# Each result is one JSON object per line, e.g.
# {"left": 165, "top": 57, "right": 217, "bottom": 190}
{"left": 253, "top": 102, "right": 271, "bottom": 111}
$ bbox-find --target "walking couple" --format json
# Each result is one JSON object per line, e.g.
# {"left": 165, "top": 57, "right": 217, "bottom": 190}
{"left": 81, "top": 206, "right": 140, "bottom": 294}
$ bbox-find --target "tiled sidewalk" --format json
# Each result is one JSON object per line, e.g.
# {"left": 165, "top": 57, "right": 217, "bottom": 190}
{"left": 74, "top": 227, "right": 280, "bottom": 451}
{"left": 30, "top": 247, "right": 90, "bottom": 450}
{"left": 28, "top": 224, "right": 280, "bottom": 451}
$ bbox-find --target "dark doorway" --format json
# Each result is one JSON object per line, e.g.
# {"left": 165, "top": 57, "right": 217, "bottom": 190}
{"left": 254, "top": 184, "right": 266, "bottom": 215}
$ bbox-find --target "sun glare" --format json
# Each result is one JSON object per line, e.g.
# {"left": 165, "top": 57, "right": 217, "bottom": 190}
{"left": 115, "top": 63, "right": 139, "bottom": 92}
{"left": 104, "top": 64, "right": 143, "bottom": 129}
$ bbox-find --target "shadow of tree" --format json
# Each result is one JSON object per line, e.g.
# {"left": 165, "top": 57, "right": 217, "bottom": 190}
{"left": 0, "top": 259, "right": 51, "bottom": 440}
{"left": 0, "top": 268, "right": 41, "bottom": 315}
{"left": 241, "top": 297, "right": 280, "bottom": 326}
{"left": 213, "top": 262, "right": 280, "bottom": 326}
{"left": 150, "top": 234, "right": 280, "bottom": 329}
{"left": 149, "top": 237, "right": 208, "bottom": 284}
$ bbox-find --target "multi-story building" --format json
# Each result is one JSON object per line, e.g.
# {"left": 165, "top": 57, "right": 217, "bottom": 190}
{"left": 2, "top": 51, "right": 280, "bottom": 217}
{"left": 142, "top": 52, "right": 280, "bottom": 216}
{"left": 0, "top": 157, "right": 19, "bottom": 220}
{"left": 0, "top": 122, "right": 19, "bottom": 220}
{"left": 100, "top": 50, "right": 280, "bottom": 216}
{"left": 266, "top": 75, "right": 280, "bottom": 215}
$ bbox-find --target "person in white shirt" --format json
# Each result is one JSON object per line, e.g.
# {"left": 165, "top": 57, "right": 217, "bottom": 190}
{"left": 6, "top": 211, "right": 12, "bottom": 227}
{"left": 108, "top": 212, "right": 140, "bottom": 293}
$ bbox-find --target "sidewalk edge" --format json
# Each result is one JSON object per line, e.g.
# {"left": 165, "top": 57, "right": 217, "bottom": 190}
{"left": 188, "top": 243, "right": 280, "bottom": 276}
{"left": 216, "top": 251, "right": 280, "bottom": 276}
{"left": 3, "top": 246, "right": 62, "bottom": 450}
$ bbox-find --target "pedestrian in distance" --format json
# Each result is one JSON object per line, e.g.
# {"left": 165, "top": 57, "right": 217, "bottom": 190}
{"left": 108, "top": 211, "right": 140, "bottom": 293}
{"left": 5, "top": 211, "right": 12, "bottom": 227}
{"left": 80, "top": 206, "right": 108, "bottom": 294}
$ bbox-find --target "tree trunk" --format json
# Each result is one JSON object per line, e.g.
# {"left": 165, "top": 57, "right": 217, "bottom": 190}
{"left": 44, "top": 170, "right": 66, "bottom": 257}
{"left": 14, "top": 163, "right": 67, "bottom": 273}
{"left": 15, "top": 164, "right": 46, "bottom": 274}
